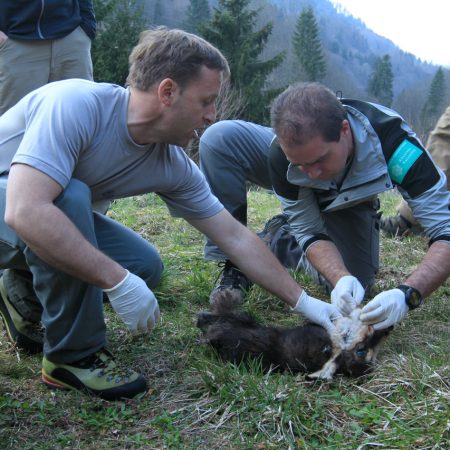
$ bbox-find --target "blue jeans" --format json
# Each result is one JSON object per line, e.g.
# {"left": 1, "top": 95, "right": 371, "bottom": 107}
{"left": 0, "top": 177, "right": 163, "bottom": 362}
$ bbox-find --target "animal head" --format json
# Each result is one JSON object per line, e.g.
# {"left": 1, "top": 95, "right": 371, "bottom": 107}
{"left": 308, "top": 308, "right": 392, "bottom": 380}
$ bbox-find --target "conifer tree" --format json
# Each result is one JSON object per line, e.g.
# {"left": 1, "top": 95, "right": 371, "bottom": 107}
{"left": 92, "top": 0, "right": 146, "bottom": 86}
{"left": 184, "top": 0, "right": 211, "bottom": 34}
{"left": 200, "top": 0, "right": 285, "bottom": 123}
{"left": 292, "top": 7, "right": 326, "bottom": 82}
{"left": 421, "top": 67, "right": 446, "bottom": 134}
{"left": 367, "top": 54, "right": 394, "bottom": 106}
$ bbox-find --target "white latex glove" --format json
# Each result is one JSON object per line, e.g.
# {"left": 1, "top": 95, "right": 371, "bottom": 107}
{"left": 360, "top": 289, "right": 409, "bottom": 330}
{"left": 291, "top": 291, "right": 343, "bottom": 334}
{"left": 331, "top": 275, "right": 365, "bottom": 316}
{"left": 104, "top": 270, "right": 160, "bottom": 334}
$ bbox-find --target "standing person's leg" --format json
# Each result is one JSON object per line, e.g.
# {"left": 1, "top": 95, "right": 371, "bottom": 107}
{"left": 0, "top": 40, "right": 51, "bottom": 115}
{"left": 50, "top": 26, "right": 93, "bottom": 81}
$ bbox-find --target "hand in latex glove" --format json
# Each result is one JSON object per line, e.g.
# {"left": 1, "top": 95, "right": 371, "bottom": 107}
{"left": 104, "top": 270, "right": 160, "bottom": 334}
{"left": 331, "top": 275, "right": 365, "bottom": 315}
{"left": 292, "top": 291, "right": 343, "bottom": 334}
{"left": 360, "top": 289, "right": 408, "bottom": 330}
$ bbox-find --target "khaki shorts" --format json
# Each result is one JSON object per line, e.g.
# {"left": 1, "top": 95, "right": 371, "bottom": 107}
{"left": 0, "top": 26, "right": 93, "bottom": 115}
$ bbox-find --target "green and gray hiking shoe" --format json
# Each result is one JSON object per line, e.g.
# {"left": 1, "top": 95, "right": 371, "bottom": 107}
{"left": 380, "top": 214, "right": 424, "bottom": 237}
{"left": 209, "top": 260, "right": 252, "bottom": 305}
{"left": 41, "top": 348, "right": 147, "bottom": 400}
{"left": 0, "top": 275, "right": 43, "bottom": 354}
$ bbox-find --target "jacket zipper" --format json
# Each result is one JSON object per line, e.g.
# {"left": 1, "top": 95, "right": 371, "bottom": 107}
{"left": 37, "top": 0, "right": 45, "bottom": 39}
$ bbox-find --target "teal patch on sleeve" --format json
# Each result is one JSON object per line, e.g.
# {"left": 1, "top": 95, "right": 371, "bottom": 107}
{"left": 387, "top": 140, "right": 423, "bottom": 184}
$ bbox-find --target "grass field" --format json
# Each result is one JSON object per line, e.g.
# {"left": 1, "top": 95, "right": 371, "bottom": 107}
{"left": 0, "top": 189, "right": 448, "bottom": 449}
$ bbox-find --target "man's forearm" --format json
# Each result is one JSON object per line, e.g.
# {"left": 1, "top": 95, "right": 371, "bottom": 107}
{"left": 305, "top": 240, "right": 351, "bottom": 287}
{"left": 224, "top": 229, "right": 303, "bottom": 307}
{"left": 404, "top": 241, "right": 450, "bottom": 297}
{"left": 189, "top": 210, "right": 303, "bottom": 307}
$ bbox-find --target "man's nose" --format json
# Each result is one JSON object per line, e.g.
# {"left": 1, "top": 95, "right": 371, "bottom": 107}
{"left": 204, "top": 104, "right": 216, "bottom": 125}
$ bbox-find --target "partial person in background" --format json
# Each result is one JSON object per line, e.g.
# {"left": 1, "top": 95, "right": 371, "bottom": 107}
{"left": 381, "top": 105, "right": 450, "bottom": 236}
{"left": 0, "top": 0, "right": 96, "bottom": 115}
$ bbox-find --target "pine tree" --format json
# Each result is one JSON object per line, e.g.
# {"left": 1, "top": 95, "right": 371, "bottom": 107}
{"left": 184, "top": 0, "right": 211, "bottom": 34}
{"left": 199, "top": 0, "right": 285, "bottom": 123}
{"left": 367, "top": 54, "right": 394, "bottom": 106}
{"left": 421, "top": 67, "right": 446, "bottom": 135}
{"left": 292, "top": 7, "right": 326, "bottom": 82}
{"left": 92, "top": 0, "right": 147, "bottom": 86}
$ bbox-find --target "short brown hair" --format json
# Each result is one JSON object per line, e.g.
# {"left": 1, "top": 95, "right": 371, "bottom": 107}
{"left": 270, "top": 82, "right": 347, "bottom": 146}
{"left": 127, "top": 27, "right": 230, "bottom": 91}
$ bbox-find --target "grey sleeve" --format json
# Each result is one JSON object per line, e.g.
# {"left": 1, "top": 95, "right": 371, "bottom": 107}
{"left": 157, "top": 156, "right": 224, "bottom": 220}
{"left": 12, "top": 90, "right": 95, "bottom": 188}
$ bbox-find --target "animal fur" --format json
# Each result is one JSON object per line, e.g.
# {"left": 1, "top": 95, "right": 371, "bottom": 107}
{"left": 197, "top": 290, "right": 391, "bottom": 380}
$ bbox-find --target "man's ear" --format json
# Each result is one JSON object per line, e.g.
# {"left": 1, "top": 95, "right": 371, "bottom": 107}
{"left": 341, "top": 119, "right": 350, "bottom": 135}
{"left": 158, "top": 78, "right": 178, "bottom": 106}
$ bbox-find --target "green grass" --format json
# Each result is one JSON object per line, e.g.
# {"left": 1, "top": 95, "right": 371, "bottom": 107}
{"left": 0, "top": 189, "right": 448, "bottom": 449}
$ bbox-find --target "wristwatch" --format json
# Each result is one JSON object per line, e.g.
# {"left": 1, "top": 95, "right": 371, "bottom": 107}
{"left": 397, "top": 285, "right": 423, "bottom": 310}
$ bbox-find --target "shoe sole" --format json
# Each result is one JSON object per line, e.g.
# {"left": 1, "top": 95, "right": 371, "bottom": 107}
{"left": 41, "top": 367, "right": 148, "bottom": 400}
{"left": 42, "top": 370, "right": 73, "bottom": 390}
{"left": 0, "top": 283, "right": 43, "bottom": 354}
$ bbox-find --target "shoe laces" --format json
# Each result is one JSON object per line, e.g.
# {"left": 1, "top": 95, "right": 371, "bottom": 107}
{"left": 215, "top": 261, "right": 250, "bottom": 291}
{"left": 76, "top": 348, "right": 134, "bottom": 383}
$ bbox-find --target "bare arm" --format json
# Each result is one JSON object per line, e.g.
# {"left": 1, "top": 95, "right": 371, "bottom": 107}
{"left": 304, "top": 240, "right": 351, "bottom": 287}
{"left": 188, "top": 209, "right": 303, "bottom": 308}
{"left": 5, "top": 164, "right": 126, "bottom": 288}
{"left": 404, "top": 241, "right": 450, "bottom": 297}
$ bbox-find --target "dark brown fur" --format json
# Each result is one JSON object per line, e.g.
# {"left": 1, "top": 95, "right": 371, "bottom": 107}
{"left": 197, "top": 291, "right": 391, "bottom": 378}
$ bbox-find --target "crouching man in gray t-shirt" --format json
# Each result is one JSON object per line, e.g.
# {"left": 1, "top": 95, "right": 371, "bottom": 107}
{"left": 0, "top": 27, "right": 342, "bottom": 400}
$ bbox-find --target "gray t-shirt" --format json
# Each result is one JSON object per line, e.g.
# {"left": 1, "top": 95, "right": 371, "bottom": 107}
{"left": 0, "top": 79, "right": 223, "bottom": 219}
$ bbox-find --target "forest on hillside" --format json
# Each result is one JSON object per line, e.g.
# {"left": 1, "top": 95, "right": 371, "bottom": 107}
{"left": 92, "top": 0, "right": 450, "bottom": 139}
